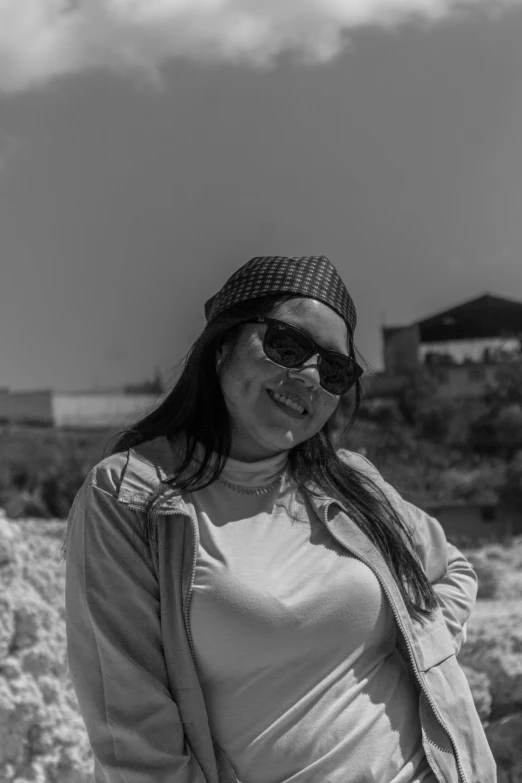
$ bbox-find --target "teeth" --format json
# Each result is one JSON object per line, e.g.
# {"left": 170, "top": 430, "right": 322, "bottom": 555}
{"left": 272, "top": 391, "right": 305, "bottom": 414}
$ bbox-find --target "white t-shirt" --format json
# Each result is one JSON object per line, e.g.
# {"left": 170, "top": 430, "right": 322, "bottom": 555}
{"left": 187, "top": 451, "right": 437, "bottom": 783}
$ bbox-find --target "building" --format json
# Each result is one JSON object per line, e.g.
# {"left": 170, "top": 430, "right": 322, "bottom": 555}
{"left": 366, "top": 293, "right": 522, "bottom": 401}
{"left": 4, "top": 294, "right": 522, "bottom": 423}
{"left": 0, "top": 388, "right": 167, "bottom": 428}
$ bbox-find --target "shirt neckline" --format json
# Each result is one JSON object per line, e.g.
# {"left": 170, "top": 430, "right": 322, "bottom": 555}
{"left": 220, "top": 450, "right": 289, "bottom": 488}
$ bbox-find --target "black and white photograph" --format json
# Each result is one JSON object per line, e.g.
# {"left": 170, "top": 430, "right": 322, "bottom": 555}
{"left": 2, "top": 1, "right": 522, "bottom": 781}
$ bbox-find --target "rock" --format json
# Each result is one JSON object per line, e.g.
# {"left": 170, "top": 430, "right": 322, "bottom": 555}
{"left": 21, "top": 641, "right": 66, "bottom": 680}
{"left": 0, "top": 671, "right": 45, "bottom": 767}
{"left": 1, "top": 658, "right": 22, "bottom": 681}
{"left": 45, "top": 746, "right": 93, "bottom": 783}
{"left": 466, "top": 553, "right": 502, "bottom": 599}
{"left": 0, "top": 518, "right": 16, "bottom": 567}
{"left": 0, "top": 518, "right": 19, "bottom": 589}
{"left": 9, "top": 585, "right": 54, "bottom": 653}
{"left": 3, "top": 491, "right": 48, "bottom": 521}
{"left": 0, "top": 518, "right": 93, "bottom": 783}
{"left": 459, "top": 600, "right": 522, "bottom": 719}
{"left": 0, "top": 593, "right": 15, "bottom": 665}
{"left": 11, "top": 605, "right": 42, "bottom": 652}
{"left": 10, "top": 758, "right": 48, "bottom": 783}
{"left": 38, "top": 676, "right": 62, "bottom": 706}
{"left": 485, "top": 713, "right": 522, "bottom": 779}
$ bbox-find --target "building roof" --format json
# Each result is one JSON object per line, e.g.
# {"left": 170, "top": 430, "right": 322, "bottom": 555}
{"left": 415, "top": 293, "right": 522, "bottom": 343}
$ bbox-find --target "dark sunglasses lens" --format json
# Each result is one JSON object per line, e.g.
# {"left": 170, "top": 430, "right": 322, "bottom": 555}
{"left": 321, "top": 357, "right": 360, "bottom": 395}
{"left": 264, "top": 325, "right": 311, "bottom": 367}
{"left": 264, "top": 322, "right": 361, "bottom": 395}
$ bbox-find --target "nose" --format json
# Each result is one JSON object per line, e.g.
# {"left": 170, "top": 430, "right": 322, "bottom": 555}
{"left": 286, "top": 354, "right": 321, "bottom": 389}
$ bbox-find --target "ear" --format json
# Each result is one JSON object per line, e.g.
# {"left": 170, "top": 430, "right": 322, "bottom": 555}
{"left": 215, "top": 342, "right": 229, "bottom": 370}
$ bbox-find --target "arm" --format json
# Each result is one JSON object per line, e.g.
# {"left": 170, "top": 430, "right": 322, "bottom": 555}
{"left": 389, "top": 493, "right": 476, "bottom": 653}
{"left": 339, "top": 451, "right": 478, "bottom": 654}
{"left": 65, "top": 475, "right": 207, "bottom": 783}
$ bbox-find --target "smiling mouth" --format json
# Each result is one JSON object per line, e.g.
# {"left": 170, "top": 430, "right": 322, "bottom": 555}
{"left": 267, "top": 389, "right": 308, "bottom": 417}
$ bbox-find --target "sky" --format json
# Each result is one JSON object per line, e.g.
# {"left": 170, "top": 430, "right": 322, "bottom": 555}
{"left": 1, "top": 1, "right": 522, "bottom": 392}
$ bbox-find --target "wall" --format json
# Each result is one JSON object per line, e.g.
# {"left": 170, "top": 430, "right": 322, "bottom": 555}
{"left": 52, "top": 393, "right": 166, "bottom": 428}
{"left": 0, "top": 390, "right": 54, "bottom": 425}
{"left": 382, "top": 325, "right": 421, "bottom": 374}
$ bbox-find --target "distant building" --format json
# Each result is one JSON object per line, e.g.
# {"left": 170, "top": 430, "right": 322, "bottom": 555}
{"left": 365, "top": 293, "right": 522, "bottom": 401}
{"left": 5, "top": 296, "right": 522, "bottom": 423}
{"left": 0, "top": 389, "right": 55, "bottom": 426}
{"left": 0, "top": 388, "right": 166, "bottom": 428}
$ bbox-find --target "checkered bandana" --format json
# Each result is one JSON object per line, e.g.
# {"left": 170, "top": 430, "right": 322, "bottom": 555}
{"left": 204, "top": 256, "right": 357, "bottom": 334}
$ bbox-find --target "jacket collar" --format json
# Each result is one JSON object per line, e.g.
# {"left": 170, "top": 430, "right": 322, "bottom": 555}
{"left": 116, "top": 435, "right": 188, "bottom": 514}
{"left": 116, "top": 435, "right": 338, "bottom": 520}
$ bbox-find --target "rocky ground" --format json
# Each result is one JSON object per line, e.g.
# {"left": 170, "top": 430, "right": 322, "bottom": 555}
{"left": 0, "top": 513, "right": 91, "bottom": 783}
{"left": 458, "top": 543, "right": 522, "bottom": 782}
{"left": 1, "top": 510, "right": 521, "bottom": 782}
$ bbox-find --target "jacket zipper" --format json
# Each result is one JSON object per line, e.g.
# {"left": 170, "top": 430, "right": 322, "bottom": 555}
{"left": 127, "top": 500, "right": 199, "bottom": 666}
{"left": 183, "top": 512, "right": 199, "bottom": 665}
{"left": 322, "top": 501, "right": 468, "bottom": 783}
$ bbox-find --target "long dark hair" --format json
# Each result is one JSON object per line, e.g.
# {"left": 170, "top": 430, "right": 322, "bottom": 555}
{"left": 67, "top": 294, "right": 438, "bottom": 623}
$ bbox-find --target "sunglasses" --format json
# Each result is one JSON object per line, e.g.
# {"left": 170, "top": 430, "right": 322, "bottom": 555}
{"left": 244, "top": 317, "right": 363, "bottom": 395}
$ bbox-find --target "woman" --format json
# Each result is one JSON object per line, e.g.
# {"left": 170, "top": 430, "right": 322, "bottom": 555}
{"left": 63, "top": 256, "right": 495, "bottom": 783}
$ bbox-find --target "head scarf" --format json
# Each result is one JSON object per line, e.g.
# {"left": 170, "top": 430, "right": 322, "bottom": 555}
{"left": 204, "top": 256, "right": 357, "bottom": 335}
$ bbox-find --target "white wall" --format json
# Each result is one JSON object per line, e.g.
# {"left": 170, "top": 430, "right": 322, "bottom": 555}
{"left": 52, "top": 393, "right": 166, "bottom": 427}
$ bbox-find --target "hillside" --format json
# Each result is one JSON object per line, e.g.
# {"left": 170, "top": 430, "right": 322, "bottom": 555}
{"left": 1, "top": 513, "right": 521, "bottom": 781}
{"left": 344, "top": 417, "right": 506, "bottom": 505}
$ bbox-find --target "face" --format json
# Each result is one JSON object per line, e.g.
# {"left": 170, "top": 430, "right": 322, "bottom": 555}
{"left": 217, "top": 297, "right": 350, "bottom": 462}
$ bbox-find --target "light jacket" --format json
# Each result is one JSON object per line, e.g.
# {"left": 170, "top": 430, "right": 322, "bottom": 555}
{"left": 64, "top": 436, "right": 497, "bottom": 783}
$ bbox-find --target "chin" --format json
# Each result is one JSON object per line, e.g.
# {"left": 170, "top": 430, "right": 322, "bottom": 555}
{"left": 271, "top": 429, "right": 307, "bottom": 451}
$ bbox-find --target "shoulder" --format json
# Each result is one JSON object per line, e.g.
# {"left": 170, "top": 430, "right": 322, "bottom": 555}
{"left": 335, "top": 447, "right": 405, "bottom": 508}
{"left": 87, "top": 451, "right": 130, "bottom": 498}
{"left": 85, "top": 435, "right": 178, "bottom": 500}
{"left": 336, "top": 447, "right": 446, "bottom": 551}
{"left": 335, "top": 448, "right": 382, "bottom": 478}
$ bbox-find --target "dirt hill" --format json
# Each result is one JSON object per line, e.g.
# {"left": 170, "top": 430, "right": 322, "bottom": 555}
{"left": 1, "top": 511, "right": 522, "bottom": 782}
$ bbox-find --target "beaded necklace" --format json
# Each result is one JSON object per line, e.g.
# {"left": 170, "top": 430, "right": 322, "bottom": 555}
{"left": 218, "top": 468, "right": 286, "bottom": 496}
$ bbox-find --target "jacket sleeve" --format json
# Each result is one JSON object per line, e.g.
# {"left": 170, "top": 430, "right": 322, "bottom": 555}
{"left": 340, "top": 451, "right": 478, "bottom": 655}
{"left": 65, "top": 473, "right": 207, "bottom": 783}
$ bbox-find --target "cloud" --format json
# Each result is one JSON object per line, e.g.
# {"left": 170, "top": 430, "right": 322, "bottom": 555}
{"left": 0, "top": 0, "right": 520, "bottom": 94}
